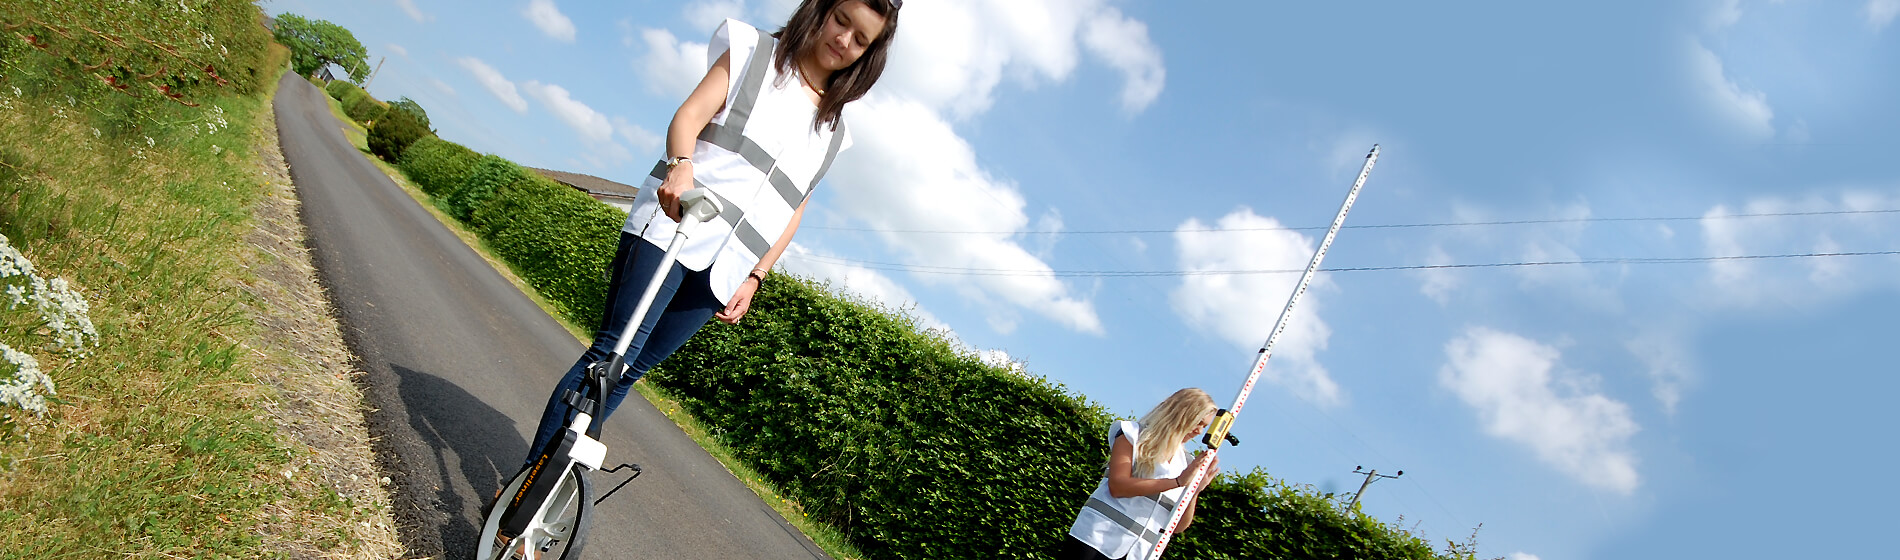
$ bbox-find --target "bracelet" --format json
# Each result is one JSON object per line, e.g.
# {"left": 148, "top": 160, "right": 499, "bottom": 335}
{"left": 666, "top": 156, "right": 692, "bottom": 168}
{"left": 747, "top": 268, "right": 768, "bottom": 283}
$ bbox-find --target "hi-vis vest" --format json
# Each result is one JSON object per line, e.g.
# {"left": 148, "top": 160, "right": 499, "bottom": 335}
{"left": 1069, "top": 420, "right": 1189, "bottom": 559}
{"left": 624, "top": 18, "right": 849, "bottom": 304}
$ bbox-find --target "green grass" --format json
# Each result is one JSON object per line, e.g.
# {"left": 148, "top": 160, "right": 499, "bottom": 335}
{"left": 0, "top": 59, "right": 391, "bottom": 557}
{"left": 360, "top": 126, "right": 871, "bottom": 560}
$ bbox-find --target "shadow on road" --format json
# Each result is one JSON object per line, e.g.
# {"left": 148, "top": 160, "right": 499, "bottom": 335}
{"left": 390, "top": 362, "right": 527, "bottom": 556}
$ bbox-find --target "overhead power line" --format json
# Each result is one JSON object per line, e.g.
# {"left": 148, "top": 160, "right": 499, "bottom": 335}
{"left": 804, "top": 208, "right": 1900, "bottom": 235}
{"left": 790, "top": 250, "right": 1900, "bottom": 278}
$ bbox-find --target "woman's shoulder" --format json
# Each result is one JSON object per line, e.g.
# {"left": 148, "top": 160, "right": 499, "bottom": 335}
{"left": 1109, "top": 420, "right": 1141, "bottom": 444}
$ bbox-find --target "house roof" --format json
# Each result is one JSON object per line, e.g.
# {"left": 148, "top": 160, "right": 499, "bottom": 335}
{"left": 529, "top": 167, "right": 642, "bottom": 200}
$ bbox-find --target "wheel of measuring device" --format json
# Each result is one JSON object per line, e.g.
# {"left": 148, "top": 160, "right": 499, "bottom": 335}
{"left": 476, "top": 464, "right": 593, "bottom": 560}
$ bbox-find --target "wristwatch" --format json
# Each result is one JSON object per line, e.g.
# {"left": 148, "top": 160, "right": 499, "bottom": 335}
{"left": 666, "top": 155, "right": 692, "bottom": 168}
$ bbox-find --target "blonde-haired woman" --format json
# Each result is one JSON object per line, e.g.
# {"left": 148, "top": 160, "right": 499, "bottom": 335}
{"left": 1065, "top": 388, "right": 1222, "bottom": 560}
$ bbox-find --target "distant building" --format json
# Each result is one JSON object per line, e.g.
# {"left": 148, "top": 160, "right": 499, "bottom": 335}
{"left": 529, "top": 168, "right": 640, "bottom": 212}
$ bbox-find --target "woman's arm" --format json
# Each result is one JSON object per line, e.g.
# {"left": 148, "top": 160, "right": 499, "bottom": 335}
{"left": 714, "top": 197, "right": 807, "bottom": 324}
{"left": 1106, "top": 436, "right": 1203, "bottom": 498}
{"left": 658, "top": 51, "right": 732, "bottom": 222}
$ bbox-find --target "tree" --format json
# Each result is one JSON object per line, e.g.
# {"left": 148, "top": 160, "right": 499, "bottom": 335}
{"left": 272, "top": 13, "right": 370, "bottom": 83}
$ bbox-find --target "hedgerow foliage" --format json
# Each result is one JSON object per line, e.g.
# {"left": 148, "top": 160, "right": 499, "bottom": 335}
{"left": 1167, "top": 469, "right": 1453, "bottom": 560}
{"left": 0, "top": 0, "right": 275, "bottom": 136}
{"left": 442, "top": 155, "right": 522, "bottom": 222}
{"left": 475, "top": 174, "right": 624, "bottom": 327}
{"left": 650, "top": 279, "right": 1115, "bottom": 559}
{"left": 396, "top": 136, "right": 482, "bottom": 196}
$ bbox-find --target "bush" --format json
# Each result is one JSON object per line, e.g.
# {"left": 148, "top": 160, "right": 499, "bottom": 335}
{"left": 387, "top": 97, "right": 431, "bottom": 129}
{"left": 367, "top": 106, "right": 430, "bottom": 161}
{"left": 324, "top": 79, "right": 357, "bottom": 101}
{"left": 344, "top": 92, "right": 386, "bottom": 124}
{"left": 396, "top": 137, "right": 482, "bottom": 196}
{"left": 442, "top": 155, "right": 527, "bottom": 223}
{"left": 475, "top": 177, "right": 625, "bottom": 327}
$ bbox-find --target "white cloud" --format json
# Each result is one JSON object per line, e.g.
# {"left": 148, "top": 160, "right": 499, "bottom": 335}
{"left": 636, "top": 28, "right": 710, "bottom": 99}
{"left": 521, "top": 80, "right": 614, "bottom": 143}
{"left": 1625, "top": 330, "right": 1693, "bottom": 415}
{"left": 1687, "top": 41, "right": 1775, "bottom": 140}
{"left": 879, "top": 0, "right": 1167, "bottom": 119}
{"left": 524, "top": 0, "right": 577, "bottom": 43}
{"left": 776, "top": 242, "right": 945, "bottom": 332}
{"left": 1709, "top": 0, "right": 1743, "bottom": 30}
{"left": 1171, "top": 208, "right": 1341, "bottom": 406}
{"left": 1698, "top": 190, "right": 1900, "bottom": 306}
{"left": 1440, "top": 327, "right": 1641, "bottom": 494}
{"left": 611, "top": 116, "right": 663, "bottom": 154}
{"left": 455, "top": 57, "right": 527, "bottom": 113}
{"left": 1416, "top": 244, "right": 1458, "bottom": 305}
{"left": 827, "top": 96, "right": 1104, "bottom": 335}
{"left": 684, "top": 0, "right": 748, "bottom": 33}
{"left": 1080, "top": 6, "right": 1166, "bottom": 112}
{"left": 1870, "top": 0, "right": 1900, "bottom": 30}
{"left": 428, "top": 77, "right": 457, "bottom": 97}
{"left": 1509, "top": 553, "right": 1542, "bottom": 560}
{"left": 753, "top": 0, "right": 801, "bottom": 23}
{"left": 395, "top": 0, "right": 430, "bottom": 23}
{"left": 385, "top": 43, "right": 409, "bottom": 58}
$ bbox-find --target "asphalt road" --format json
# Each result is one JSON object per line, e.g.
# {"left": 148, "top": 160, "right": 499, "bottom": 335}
{"left": 271, "top": 71, "right": 828, "bottom": 560}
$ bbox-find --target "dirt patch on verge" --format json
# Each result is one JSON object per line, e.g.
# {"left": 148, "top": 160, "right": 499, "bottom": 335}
{"left": 240, "top": 96, "right": 404, "bottom": 559}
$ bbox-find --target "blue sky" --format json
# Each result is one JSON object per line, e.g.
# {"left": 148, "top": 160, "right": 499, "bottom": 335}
{"left": 260, "top": 1, "right": 1900, "bottom": 558}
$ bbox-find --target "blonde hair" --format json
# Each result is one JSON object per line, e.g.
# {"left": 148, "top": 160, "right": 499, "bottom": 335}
{"left": 1133, "top": 388, "right": 1217, "bottom": 478}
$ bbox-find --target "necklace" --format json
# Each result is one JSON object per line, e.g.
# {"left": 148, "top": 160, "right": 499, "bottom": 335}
{"left": 795, "top": 59, "right": 826, "bottom": 96}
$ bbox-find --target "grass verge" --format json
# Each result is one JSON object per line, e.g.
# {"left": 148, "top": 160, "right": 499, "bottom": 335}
{"left": 352, "top": 124, "right": 869, "bottom": 559}
{"left": 0, "top": 58, "right": 399, "bottom": 557}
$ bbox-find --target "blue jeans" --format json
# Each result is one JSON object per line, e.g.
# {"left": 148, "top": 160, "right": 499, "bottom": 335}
{"left": 523, "top": 232, "right": 723, "bottom": 468}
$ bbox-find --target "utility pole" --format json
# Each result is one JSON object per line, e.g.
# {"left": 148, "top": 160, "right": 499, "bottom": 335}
{"left": 363, "top": 56, "right": 386, "bottom": 89}
{"left": 1347, "top": 465, "right": 1402, "bottom": 512}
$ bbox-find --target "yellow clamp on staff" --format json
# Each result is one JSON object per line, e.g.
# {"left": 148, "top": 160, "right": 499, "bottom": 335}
{"left": 1200, "top": 408, "right": 1239, "bottom": 449}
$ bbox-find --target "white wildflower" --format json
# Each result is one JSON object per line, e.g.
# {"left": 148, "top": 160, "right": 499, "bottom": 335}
{"left": 211, "top": 145, "right": 222, "bottom": 155}
{"left": 92, "top": 128, "right": 101, "bottom": 138}
{"left": 145, "top": 136, "right": 155, "bottom": 148}
{"left": 1, "top": 342, "right": 56, "bottom": 417}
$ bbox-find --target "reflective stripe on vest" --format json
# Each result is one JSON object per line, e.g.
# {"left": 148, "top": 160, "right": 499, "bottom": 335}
{"left": 647, "top": 26, "right": 847, "bottom": 262}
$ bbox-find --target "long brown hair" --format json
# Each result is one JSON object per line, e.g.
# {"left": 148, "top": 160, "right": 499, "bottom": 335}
{"left": 1133, "top": 388, "right": 1217, "bottom": 478}
{"left": 771, "top": 0, "right": 900, "bottom": 131}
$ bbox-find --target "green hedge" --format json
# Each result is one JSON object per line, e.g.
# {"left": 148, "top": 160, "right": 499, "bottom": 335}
{"left": 324, "top": 79, "right": 357, "bottom": 101}
{"left": 345, "top": 93, "right": 386, "bottom": 124}
{"left": 651, "top": 278, "right": 1115, "bottom": 559}
{"left": 441, "top": 155, "right": 523, "bottom": 222}
{"left": 475, "top": 175, "right": 625, "bottom": 327}
{"left": 1168, "top": 470, "right": 1447, "bottom": 559}
{"left": 396, "top": 136, "right": 483, "bottom": 196}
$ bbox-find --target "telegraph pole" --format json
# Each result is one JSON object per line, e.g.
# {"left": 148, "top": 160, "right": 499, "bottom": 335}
{"left": 1346, "top": 466, "right": 1402, "bottom": 512}
{"left": 363, "top": 56, "right": 386, "bottom": 89}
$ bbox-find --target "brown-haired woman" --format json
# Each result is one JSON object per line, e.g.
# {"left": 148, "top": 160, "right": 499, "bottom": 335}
{"left": 1065, "top": 388, "right": 1223, "bottom": 559}
{"left": 521, "top": 0, "right": 901, "bottom": 469}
